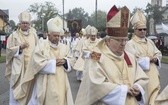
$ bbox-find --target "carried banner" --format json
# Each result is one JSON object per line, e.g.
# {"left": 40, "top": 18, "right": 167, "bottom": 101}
{"left": 67, "top": 19, "right": 82, "bottom": 37}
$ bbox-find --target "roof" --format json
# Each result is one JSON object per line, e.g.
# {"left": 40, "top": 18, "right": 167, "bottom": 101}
{"left": 0, "top": 9, "right": 9, "bottom": 17}
{"left": 0, "top": 9, "right": 9, "bottom": 23}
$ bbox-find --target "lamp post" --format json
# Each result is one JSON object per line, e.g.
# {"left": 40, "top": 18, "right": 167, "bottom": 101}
{"left": 95, "top": 0, "right": 98, "bottom": 27}
{"left": 41, "top": 13, "right": 45, "bottom": 32}
{"left": 63, "top": 0, "right": 65, "bottom": 29}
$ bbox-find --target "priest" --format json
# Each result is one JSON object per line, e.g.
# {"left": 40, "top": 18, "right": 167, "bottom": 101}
{"left": 75, "top": 5, "right": 149, "bottom": 105}
{"left": 13, "top": 16, "right": 74, "bottom": 105}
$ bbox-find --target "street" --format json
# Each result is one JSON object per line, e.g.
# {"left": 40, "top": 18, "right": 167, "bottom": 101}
{"left": 0, "top": 63, "right": 168, "bottom": 104}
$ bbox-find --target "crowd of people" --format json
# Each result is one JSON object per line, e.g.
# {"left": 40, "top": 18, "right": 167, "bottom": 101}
{"left": 5, "top": 5, "right": 168, "bottom": 105}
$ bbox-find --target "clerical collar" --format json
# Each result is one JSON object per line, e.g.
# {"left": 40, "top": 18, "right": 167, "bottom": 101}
{"left": 139, "top": 38, "right": 146, "bottom": 42}
{"left": 113, "top": 52, "right": 124, "bottom": 60}
{"left": 133, "top": 35, "right": 147, "bottom": 43}
{"left": 19, "top": 29, "right": 30, "bottom": 36}
{"left": 89, "top": 39, "right": 96, "bottom": 43}
{"left": 49, "top": 41, "right": 58, "bottom": 49}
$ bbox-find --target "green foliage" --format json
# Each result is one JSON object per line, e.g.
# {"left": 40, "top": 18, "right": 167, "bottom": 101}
{"left": 28, "top": 1, "right": 59, "bottom": 32}
{"left": 144, "top": 3, "right": 168, "bottom": 35}
{"left": 66, "top": 8, "right": 107, "bottom": 31}
{"left": 9, "top": 20, "right": 16, "bottom": 31}
{"left": 90, "top": 10, "right": 106, "bottom": 31}
{"left": 65, "top": 7, "right": 90, "bottom": 28}
{"left": 145, "top": 3, "right": 166, "bottom": 24}
{"left": 0, "top": 56, "right": 6, "bottom": 63}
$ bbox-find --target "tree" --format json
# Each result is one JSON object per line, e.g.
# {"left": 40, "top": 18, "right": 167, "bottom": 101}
{"left": 132, "top": 7, "right": 144, "bottom": 16}
{"left": 151, "top": 5, "right": 163, "bottom": 24}
{"left": 28, "top": 1, "right": 59, "bottom": 32}
{"left": 145, "top": 3, "right": 154, "bottom": 35}
{"left": 9, "top": 20, "right": 16, "bottom": 31}
{"left": 145, "top": 3, "right": 168, "bottom": 34}
{"left": 90, "top": 10, "right": 106, "bottom": 31}
{"left": 65, "top": 7, "right": 90, "bottom": 28}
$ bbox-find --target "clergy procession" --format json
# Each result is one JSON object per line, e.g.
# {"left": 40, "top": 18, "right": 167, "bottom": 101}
{"left": 4, "top": 3, "right": 168, "bottom": 105}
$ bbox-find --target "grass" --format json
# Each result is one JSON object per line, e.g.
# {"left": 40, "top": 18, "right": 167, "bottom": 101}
{"left": 0, "top": 56, "right": 6, "bottom": 63}
{"left": 161, "top": 56, "right": 168, "bottom": 64}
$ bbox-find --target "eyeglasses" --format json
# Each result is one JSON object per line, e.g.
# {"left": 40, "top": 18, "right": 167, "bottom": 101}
{"left": 137, "top": 28, "right": 147, "bottom": 31}
{"left": 20, "top": 22, "right": 30, "bottom": 25}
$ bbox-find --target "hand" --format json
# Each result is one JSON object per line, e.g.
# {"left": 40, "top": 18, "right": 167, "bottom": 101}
{"left": 131, "top": 85, "right": 140, "bottom": 96}
{"left": 90, "top": 51, "right": 101, "bottom": 61}
{"left": 128, "top": 88, "right": 134, "bottom": 96}
{"left": 150, "top": 58, "right": 157, "bottom": 63}
{"left": 20, "top": 42, "right": 29, "bottom": 50}
{"left": 56, "top": 59, "right": 66, "bottom": 66}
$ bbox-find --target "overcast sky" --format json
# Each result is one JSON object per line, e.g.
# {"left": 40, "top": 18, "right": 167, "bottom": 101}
{"left": 0, "top": 0, "right": 167, "bottom": 23}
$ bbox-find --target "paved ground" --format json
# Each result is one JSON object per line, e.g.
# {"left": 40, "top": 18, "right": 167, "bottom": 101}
{"left": 159, "top": 63, "right": 168, "bottom": 90}
{"left": 0, "top": 48, "right": 6, "bottom": 56}
{"left": 68, "top": 70, "right": 81, "bottom": 102}
{"left": 0, "top": 62, "right": 168, "bottom": 104}
{"left": 0, "top": 63, "right": 9, "bottom": 105}
{"left": 0, "top": 61, "right": 80, "bottom": 105}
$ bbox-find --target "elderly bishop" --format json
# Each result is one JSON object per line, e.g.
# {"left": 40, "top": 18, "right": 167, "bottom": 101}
{"left": 13, "top": 16, "right": 74, "bottom": 105}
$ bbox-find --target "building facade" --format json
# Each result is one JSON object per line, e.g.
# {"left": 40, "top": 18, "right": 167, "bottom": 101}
{"left": 151, "top": 0, "right": 162, "bottom": 6}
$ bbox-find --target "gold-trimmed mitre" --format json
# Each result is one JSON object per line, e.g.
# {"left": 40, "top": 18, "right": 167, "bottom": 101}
{"left": 130, "top": 10, "right": 146, "bottom": 29}
{"left": 106, "top": 5, "right": 130, "bottom": 37}
{"left": 85, "top": 25, "right": 92, "bottom": 35}
{"left": 80, "top": 28, "right": 86, "bottom": 36}
{"left": 90, "top": 26, "right": 98, "bottom": 36}
{"left": 18, "top": 11, "right": 31, "bottom": 22}
{"left": 47, "top": 16, "right": 64, "bottom": 36}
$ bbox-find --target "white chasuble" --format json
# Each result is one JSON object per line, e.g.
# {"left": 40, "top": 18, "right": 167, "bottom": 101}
{"left": 125, "top": 35, "right": 162, "bottom": 105}
{"left": 75, "top": 40, "right": 149, "bottom": 105}
{"left": 13, "top": 40, "right": 73, "bottom": 105}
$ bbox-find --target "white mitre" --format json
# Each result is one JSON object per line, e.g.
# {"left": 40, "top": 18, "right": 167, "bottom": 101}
{"left": 47, "top": 16, "right": 64, "bottom": 36}
{"left": 81, "top": 28, "right": 86, "bottom": 35}
{"left": 130, "top": 10, "right": 146, "bottom": 29}
{"left": 18, "top": 11, "right": 31, "bottom": 22}
{"left": 89, "top": 26, "right": 98, "bottom": 36}
{"left": 85, "top": 25, "right": 92, "bottom": 35}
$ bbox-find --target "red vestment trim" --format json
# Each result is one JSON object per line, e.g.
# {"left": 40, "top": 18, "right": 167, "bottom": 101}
{"left": 124, "top": 51, "right": 132, "bottom": 66}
